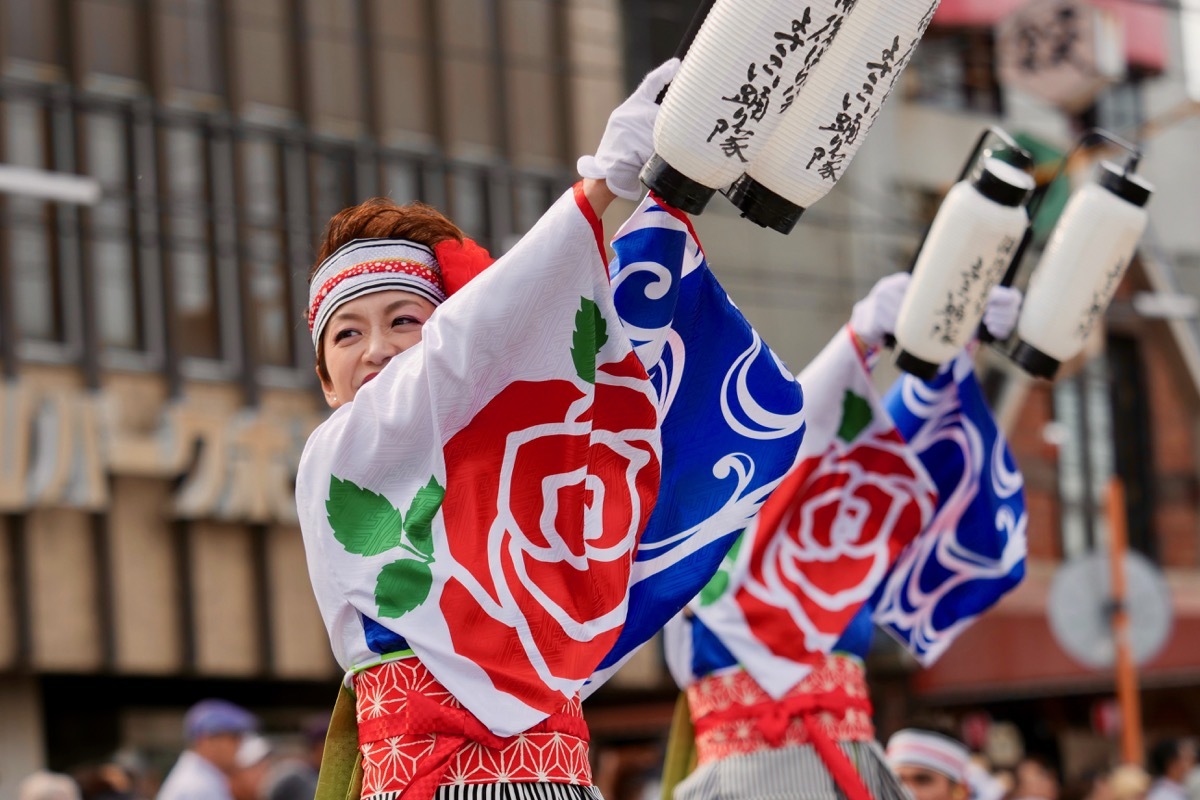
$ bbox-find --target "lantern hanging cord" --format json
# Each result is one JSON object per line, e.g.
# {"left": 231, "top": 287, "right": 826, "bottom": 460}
{"left": 1080, "top": 128, "right": 1144, "bottom": 175}
{"left": 956, "top": 126, "right": 1034, "bottom": 183}
{"left": 1026, "top": 128, "right": 1142, "bottom": 222}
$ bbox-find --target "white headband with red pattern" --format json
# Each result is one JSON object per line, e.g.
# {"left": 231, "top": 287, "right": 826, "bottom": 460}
{"left": 886, "top": 729, "right": 970, "bottom": 784}
{"left": 308, "top": 238, "right": 446, "bottom": 349}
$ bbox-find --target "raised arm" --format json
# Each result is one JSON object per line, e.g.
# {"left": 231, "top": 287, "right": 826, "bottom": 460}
{"left": 576, "top": 59, "right": 680, "bottom": 218}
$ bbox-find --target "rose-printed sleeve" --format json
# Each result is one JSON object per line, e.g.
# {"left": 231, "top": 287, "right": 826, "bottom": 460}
{"left": 689, "top": 327, "right": 937, "bottom": 699}
{"left": 295, "top": 185, "right": 662, "bottom": 737}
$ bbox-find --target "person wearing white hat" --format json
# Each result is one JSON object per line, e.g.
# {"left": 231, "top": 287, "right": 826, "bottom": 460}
{"left": 887, "top": 726, "right": 972, "bottom": 800}
{"left": 230, "top": 735, "right": 273, "bottom": 800}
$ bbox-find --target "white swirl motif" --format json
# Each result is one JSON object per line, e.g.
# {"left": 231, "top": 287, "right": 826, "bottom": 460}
{"left": 649, "top": 331, "right": 686, "bottom": 421}
{"left": 720, "top": 330, "right": 806, "bottom": 440}
{"left": 872, "top": 395, "right": 1027, "bottom": 666}
{"left": 612, "top": 258, "right": 676, "bottom": 369}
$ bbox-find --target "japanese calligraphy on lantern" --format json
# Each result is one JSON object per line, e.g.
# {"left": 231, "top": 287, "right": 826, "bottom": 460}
{"left": 1076, "top": 255, "right": 1127, "bottom": 340}
{"left": 806, "top": 0, "right": 938, "bottom": 183}
{"left": 931, "top": 235, "right": 1018, "bottom": 346}
{"left": 996, "top": 0, "right": 1124, "bottom": 112}
{"left": 707, "top": 0, "right": 857, "bottom": 163}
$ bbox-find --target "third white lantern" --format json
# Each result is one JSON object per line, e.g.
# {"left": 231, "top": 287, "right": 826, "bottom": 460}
{"left": 1011, "top": 160, "right": 1153, "bottom": 379}
{"left": 893, "top": 157, "right": 1035, "bottom": 379}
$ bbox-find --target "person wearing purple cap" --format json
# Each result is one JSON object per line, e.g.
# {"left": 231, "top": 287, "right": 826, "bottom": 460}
{"left": 156, "top": 699, "right": 259, "bottom": 800}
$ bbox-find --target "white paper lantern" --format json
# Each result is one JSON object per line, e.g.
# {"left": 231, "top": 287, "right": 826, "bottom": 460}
{"left": 893, "top": 158, "right": 1034, "bottom": 379}
{"left": 1012, "top": 161, "right": 1153, "bottom": 379}
{"left": 643, "top": 0, "right": 859, "bottom": 214}
{"left": 726, "top": 0, "right": 942, "bottom": 233}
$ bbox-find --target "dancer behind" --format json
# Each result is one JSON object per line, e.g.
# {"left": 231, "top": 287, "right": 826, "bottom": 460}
{"left": 886, "top": 724, "right": 972, "bottom": 800}
{"left": 663, "top": 276, "right": 1023, "bottom": 800}
{"left": 296, "top": 61, "right": 682, "bottom": 800}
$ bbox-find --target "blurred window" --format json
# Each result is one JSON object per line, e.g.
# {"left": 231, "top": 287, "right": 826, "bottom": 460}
{"left": 437, "top": 0, "right": 499, "bottom": 160}
{"left": 84, "top": 110, "right": 143, "bottom": 349}
{"left": 304, "top": 0, "right": 364, "bottom": 137}
{"left": 239, "top": 138, "right": 295, "bottom": 368}
{"left": 372, "top": 0, "right": 437, "bottom": 148}
{"left": 1054, "top": 338, "right": 1156, "bottom": 561}
{"left": 230, "top": 0, "right": 296, "bottom": 118}
{"left": 162, "top": 125, "right": 222, "bottom": 360}
{"left": 2, "top": 0, "right": 64, "bottom": 76}
{"left": 501, "top": 0, "right": 565, "bottom": 170}
{"left": 620, "top": 0, "right": 691, "bottom": 93}
{"left": 159, "top": 0, "right": 225, "bottom": 105}
{"left": 1079, "top": 78, "right": 1144, "bottom": 136}
{"left": 1106, "top": 334, "right": 1157, "bottom": 560}
{"left": 2, "top": 98, "right": 63, "bottom": 342}
{"left": 309, "top": 147, "right": 358, "bottom": 238}
{"left": 78, "top": 0, "right": 143, "bottom": 89}
{"left": 903, "top": 29, "right": 1004, "bottom": 115}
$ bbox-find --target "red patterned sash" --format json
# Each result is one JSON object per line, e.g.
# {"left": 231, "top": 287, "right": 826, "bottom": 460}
{"left": 689, "top": 656, "right": 875, "bottom": 800}
{"left": 355, "top": 659, "right": 593, "bottom": 800}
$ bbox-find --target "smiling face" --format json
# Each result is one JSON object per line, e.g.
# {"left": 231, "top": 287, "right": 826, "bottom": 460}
{"left": 318, "top": 289, "right": 437, "bottom": 408}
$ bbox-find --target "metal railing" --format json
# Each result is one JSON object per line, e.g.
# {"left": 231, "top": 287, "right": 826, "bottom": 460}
{"left": 0, "top": 77, "right": 574, "bottom": 401}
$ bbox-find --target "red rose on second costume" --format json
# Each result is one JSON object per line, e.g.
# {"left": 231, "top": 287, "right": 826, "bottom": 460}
{"left": 440, "top": 350, "right": 660, "bottom": 714}
{"left": 736, "top": 429, "right": 935, "bottom": 663}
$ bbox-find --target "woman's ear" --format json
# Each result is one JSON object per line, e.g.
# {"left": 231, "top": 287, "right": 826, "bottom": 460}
{"left": 318, "top": 364, "right": 339, "bottom": 408}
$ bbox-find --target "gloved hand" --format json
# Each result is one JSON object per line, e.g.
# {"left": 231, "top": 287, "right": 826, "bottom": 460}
{"left": 577, "top": 58, "right": 681, "bottom": 201}
{"left": 983, "top": 284, "right": 1022, "bottom": 340}
{"left": 850, "top": 272, "right": 912, "bottom": 348}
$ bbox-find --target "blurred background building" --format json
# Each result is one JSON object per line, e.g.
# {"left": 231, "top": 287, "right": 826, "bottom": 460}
{"left": 1, "top": 0, "right": 1199, "bottom": 797}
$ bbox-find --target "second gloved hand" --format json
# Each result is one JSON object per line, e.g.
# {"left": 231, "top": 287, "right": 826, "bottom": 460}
{"left": 850, "top": 272, "right": 912, "bottom": 348}
{"left": 577, "top": 59, "right": 681, "bottom": 201}
{"left": 983, "top": 285, "right": 1022, "bottom": 340}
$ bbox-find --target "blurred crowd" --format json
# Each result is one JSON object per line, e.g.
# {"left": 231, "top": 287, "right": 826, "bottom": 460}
{"left": 10, "top": 698, "right": 1199, "bottom": 800}
{"left": 951, "top": 737, "right": 1200, "bottom": 800}
{"left": 14, "top": 700, "right": 326, "bottom": 800}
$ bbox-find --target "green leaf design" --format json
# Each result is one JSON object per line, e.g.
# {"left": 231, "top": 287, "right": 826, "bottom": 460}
{"left": 837, "top": 389, "right": 874, "bottom": 443}
{"left": 570, "top": 297, "right": 609, "bottom": 384}
{"left": 375, "top": 558, "right": 434, "bottom": 618}
{"left": 403, "top": 476, "right": 444, "bottom": 558}
{"left": 326, "top": 476, "right": 403, "bottom": 557}
{"left": 699, "top": 531, "right": 745, "bottom": 606}
{"left": 698, "top": 571, "right": 730, "bottom": 607}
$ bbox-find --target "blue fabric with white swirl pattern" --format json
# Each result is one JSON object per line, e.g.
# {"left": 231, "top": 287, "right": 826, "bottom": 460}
{"left": 592, "top": 199, "right": 806, "bottom": 680}
{"left": 871, "top": 351, "right": 1027, "bottom": 665}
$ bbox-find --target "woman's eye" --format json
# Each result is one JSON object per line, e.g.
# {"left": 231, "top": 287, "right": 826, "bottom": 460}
{"left": 333, "top": 328, "right": 358, "bottom": 343}
{"left": 393, "top": 316, "right": 421, "bottom": 327}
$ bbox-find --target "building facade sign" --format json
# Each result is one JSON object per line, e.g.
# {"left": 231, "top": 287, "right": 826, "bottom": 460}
{"left": 0, "top": 375, "right": 317, "bottom": 523}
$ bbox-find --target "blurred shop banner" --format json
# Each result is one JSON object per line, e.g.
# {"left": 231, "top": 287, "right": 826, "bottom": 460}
{"left": 934, "top": 0, "right": 1166, "bottom": 74}
{"left": 996, "top": 0, "right": 1125, "bottom": 112}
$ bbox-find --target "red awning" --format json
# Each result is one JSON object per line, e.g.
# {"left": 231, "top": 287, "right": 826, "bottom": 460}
{"left": 932, "top": 0, "right": 1167, "bottom": 72}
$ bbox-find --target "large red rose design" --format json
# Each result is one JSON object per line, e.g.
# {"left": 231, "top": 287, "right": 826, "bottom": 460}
{"left": 439, "top": 350, "right": 660, "bottom": 713}
{"left": 736, "top": 429, "right": 935, "bottom": 663}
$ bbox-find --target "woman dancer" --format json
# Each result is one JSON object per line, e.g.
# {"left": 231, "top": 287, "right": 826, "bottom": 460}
{"left": 297, "top": 62, "right": 679, "bottom": 800}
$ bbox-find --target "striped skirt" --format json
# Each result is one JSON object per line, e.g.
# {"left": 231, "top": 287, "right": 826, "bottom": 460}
{"left": 672, "top": 740, "right": 908, "bottom": 800}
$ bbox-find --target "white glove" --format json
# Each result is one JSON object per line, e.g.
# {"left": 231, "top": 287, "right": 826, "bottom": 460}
{"left": 577, "top": 58, "right": 681, "bottom": 201}
{"left": 850, "top": 272, "right": 911, "bottom": 348}
{"left": 983, "top": 284, "right": 1022, "bottom": 340}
